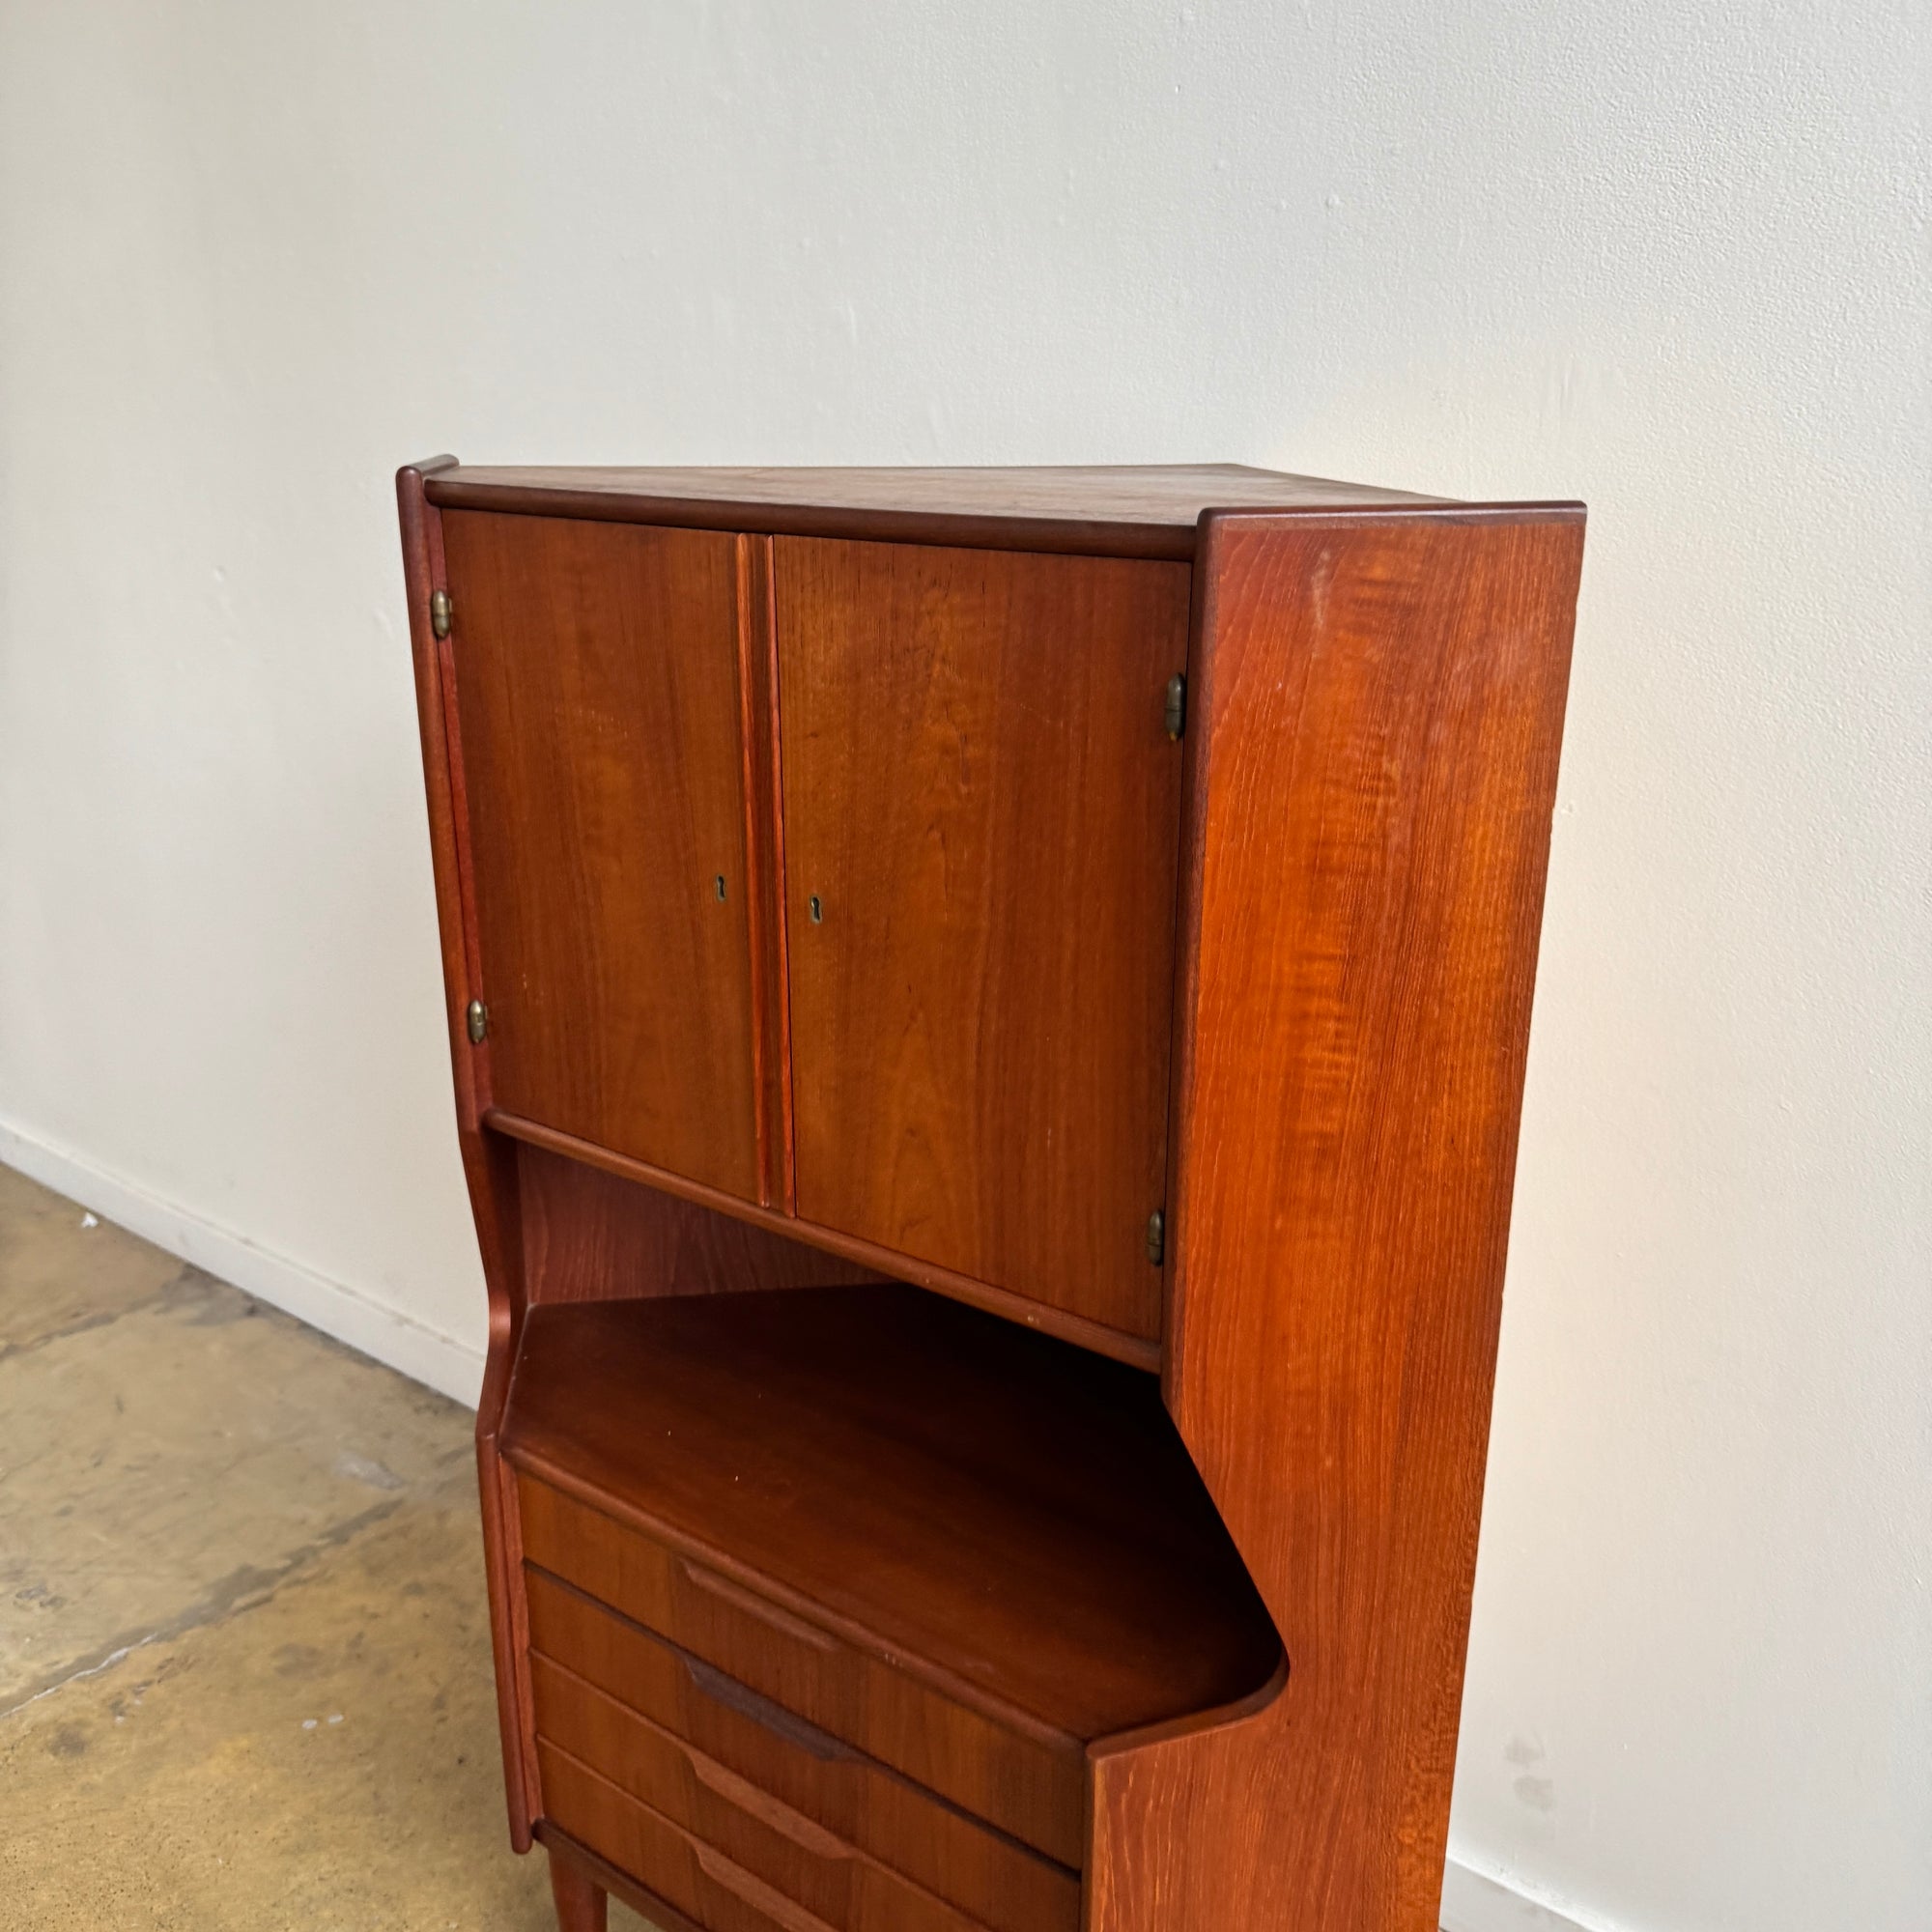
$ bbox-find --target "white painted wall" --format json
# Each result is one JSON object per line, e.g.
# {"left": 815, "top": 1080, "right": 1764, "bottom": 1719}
{"left": 1, "top": 3, "right": 1925, "bottom": 1928}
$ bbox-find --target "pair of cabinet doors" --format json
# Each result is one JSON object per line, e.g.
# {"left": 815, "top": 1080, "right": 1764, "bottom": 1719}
{"left": 441, "top": 511, "right": 1191, "bottom": 1342}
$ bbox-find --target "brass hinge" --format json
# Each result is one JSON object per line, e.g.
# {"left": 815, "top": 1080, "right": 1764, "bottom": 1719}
{"left": 465, "top": 999, "right": 488, "bottom": 1044}
{"left": 1146, "top": 1208, "right": 1166, "bottom": 1267}
{"left": 430, "top": 588, "right": 453, "bottom": 640}
{"left": 1164, "top": 673, "right": 1187, "bottom": 741}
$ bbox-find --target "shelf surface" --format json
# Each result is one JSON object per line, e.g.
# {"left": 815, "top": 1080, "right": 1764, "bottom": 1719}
{"left": 501, "top": 1285, "right": 1282, "bottom": 1747}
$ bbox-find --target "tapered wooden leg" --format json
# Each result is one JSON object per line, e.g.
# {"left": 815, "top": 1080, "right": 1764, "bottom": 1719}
{"left": 548, "top": 1849, "right": 608, "bottom": 1932}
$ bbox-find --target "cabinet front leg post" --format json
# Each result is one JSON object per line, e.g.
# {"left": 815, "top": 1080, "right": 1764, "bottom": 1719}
{"left": 548, "top": 1848, "right": 608, "bottom": 1932}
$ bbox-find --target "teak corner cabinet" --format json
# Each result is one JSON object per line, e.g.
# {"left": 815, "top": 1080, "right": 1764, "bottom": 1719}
{"left": 396, "top": 461, "right": 1584, "bottom": 1932}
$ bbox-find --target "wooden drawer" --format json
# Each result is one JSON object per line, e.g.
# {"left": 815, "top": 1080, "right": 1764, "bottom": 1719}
{"left": 536, "top": 1655, "right": 1048, "bottom": 1932}
{"left": 526, "top": 1571, "right": 1079, "bottom": 1932}
{"left": 518, "top": 1475, "right": 1084, "bottom": 1865}
{"left": 541, "top": 1739, "right": 839, "bottom": 1932}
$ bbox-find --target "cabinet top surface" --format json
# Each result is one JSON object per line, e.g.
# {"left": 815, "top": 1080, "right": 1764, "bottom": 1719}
{"left": 412, "top": 462, "right": 1587, "bottom": 557}
{"left": 431, "top": 462, "right": 1444, "bottom": 521}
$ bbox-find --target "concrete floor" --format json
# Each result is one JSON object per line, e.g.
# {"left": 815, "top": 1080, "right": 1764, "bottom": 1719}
{"left": 0, "top": 1161, "right": 649, "bottom": 1930}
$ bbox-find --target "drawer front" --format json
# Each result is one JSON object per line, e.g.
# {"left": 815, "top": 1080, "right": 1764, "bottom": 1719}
{"left": 527, "top": 1572, "right": 1079, "bottom": 1932}
{"left": 519, "top": 1476, "right": 1083, "bottom": 1865}
{"left": 542, "top": 1740, "right": 838, "bottom": 1932}
{"left": 535, "top": 1657, "right": 1011, "bottom": 1932}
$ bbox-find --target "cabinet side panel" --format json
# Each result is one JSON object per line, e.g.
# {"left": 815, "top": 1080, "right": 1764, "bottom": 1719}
{"left": 1094, "top": 510, "right": 1582, "bottom": 1932}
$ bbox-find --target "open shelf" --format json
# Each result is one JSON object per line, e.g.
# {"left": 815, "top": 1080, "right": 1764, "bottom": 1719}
{"left": 500, "top": 1283, "right": 1283, "bottom": 1752}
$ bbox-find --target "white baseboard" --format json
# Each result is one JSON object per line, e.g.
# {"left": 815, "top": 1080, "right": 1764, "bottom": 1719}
{"left": 1442, "top": 1858, "right": 1602, "bottom": 1932}
{"left": 0, "top": 1115, "right": 485, "bottom": 1407}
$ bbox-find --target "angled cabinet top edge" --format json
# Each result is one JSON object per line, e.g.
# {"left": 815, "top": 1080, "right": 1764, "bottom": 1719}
{"left": 419, "top": 463, "right": 1583, "bottom": 561}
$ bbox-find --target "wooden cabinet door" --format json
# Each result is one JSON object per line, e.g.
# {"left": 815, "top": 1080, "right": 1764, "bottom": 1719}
{"left": 775, "top": 538, "right": 1191, "bottom": 1338}
{"left": 441, "top": 512, "right": 762, "bottom": 1201}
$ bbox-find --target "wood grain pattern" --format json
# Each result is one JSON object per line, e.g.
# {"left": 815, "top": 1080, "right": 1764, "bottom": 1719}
{"left": 440, "top": 509, "right": 762, "bottom": 1200}
{"left": 525, "top": 1572, "right": 1079, "bottom": 1932}
{"left": 776, "top": 538, "right": 1191, "bottom": 1338}
{"left": 487, "top": 1108, "right": 1164, "bottom": 1373}
{"left": 1087, "top": 507, "right": 1584, "bottom": 1932}
{"left": 515, "top": 1478, "right": 1083, "bottom": 1867}
{"left": 547, "top": 1848, "right": 608, "bottom": 1932}
{"left": 518, "top": 1143, "right": 883, "bottom": 1307}
{"left": 533, "top": 1658, "right": 1028, "bottom": 1932}
{"left": 502, "top": 1285, "right": 1282, "bottom": 1863}
{"left": 426, "top": 465, "right": 1456, "bottom": 560}
{"left": 541, "top": 1745, "right": 848, "bottom": 1932}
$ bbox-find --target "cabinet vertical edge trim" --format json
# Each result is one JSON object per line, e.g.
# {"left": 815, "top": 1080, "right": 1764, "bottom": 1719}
{"left": 1158, "top": 522, "right": 1219, "bottom": 1382}
{"left": 397, "top": 458, "right": 536, "bottom": 1850}
{"left": 756, "top": 535, "right": 799, "bottom": 1212}
{"left": 734, "top": 534, "right": 794, "bottom": 1210}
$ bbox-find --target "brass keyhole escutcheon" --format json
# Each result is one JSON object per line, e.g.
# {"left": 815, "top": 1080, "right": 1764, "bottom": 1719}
{"left": 809, "top": 895, "right": 823, "bottom": 923}
{"left": 715, "top": 875, "right": 726, "bottom": 901}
